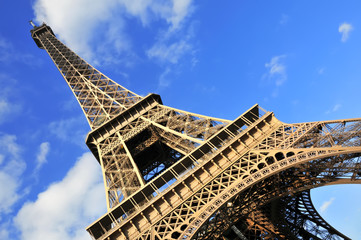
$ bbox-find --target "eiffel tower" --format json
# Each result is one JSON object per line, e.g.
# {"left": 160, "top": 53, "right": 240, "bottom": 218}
{"left": 31, "top": 22, "right": 361, "bottom": 240}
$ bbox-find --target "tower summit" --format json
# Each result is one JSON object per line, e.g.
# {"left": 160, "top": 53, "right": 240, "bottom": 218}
{"left": 30, "top": 22, "right": 143, "bottom": 129}
{"left": 32, "top": 23, "right": 361, "bottom": 240}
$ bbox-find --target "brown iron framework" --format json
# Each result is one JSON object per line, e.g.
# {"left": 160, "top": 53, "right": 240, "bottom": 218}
{"left": 31, "top": 23, "right": 361, "bottom": 240}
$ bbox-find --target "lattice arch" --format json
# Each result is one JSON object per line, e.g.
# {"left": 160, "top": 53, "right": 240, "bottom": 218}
{"left": 190, "top": 154, "right": 361, "bottom": 240}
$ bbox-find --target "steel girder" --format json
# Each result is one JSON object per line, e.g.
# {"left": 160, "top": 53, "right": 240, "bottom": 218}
{"left": 85, "top": 111, "right": 361, "bottom": 240}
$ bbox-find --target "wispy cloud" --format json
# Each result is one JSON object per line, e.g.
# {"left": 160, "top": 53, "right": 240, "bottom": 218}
{"left": 280, "top": 14, "right": 289, "bottom": 25}
{"left": 339, "top": 22, "right": 353, "bottom": 42}
{"left": 320, "top": 197, "right": 335, "bottom": 213}
{"left": 48, "top": 116, "right": 88, "bottom": 148}
{"left": 158, "top": 67, "right": 172, "bottom": 88}
{"left": 0, "top": 74, "right": 21, "bottom": 125}
{"left": 0, "top": 99, "right": 13, "bottom": 123}
{"left": 326, "top": 103, "right": 342, "bottom": 114}
{"left": 147, "top": 39, "right": 192, "bottom": 64}
{"left": 146, "top": 17, "right": 197, "bottom": 65}
{"left": 0, "top": 36, "right": 41, "bottom": 66}
{"left": 0, "top": 133, "right": 26, "bottom": 216}
{"left": 0, "top": 37, "right": 11, "bottom": 63}
{"left": 317, "top": 67, "right": 325, "bottom": 75}
{"left": 15, "top": 153, "right": 105, "bottom": 240}
{"left": 148, "top": 19, "right": 197, "bottom": 89}
{"left": 35, "top": 142, "right": 50, "bottom": 171}
{"left": 264, "top": 55, "right": 287, "bottom": 87}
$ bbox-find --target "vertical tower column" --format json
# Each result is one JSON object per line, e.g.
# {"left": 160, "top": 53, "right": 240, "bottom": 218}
{"left": 31, "top": 23, "right": 231, "bottom": 209}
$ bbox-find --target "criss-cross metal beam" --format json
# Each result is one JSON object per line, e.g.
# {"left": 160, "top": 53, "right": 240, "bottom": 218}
{"left": 85, "top": 111, "right": 361, "bottom": 240}
{"left": 31, "top": 23, "right": 231, "bottom": 210}
{"left": 31, "top": 23, "right": 361, "bottom": 240}
{"left": 198, "top": 170, "right": 360, "bottom": 240}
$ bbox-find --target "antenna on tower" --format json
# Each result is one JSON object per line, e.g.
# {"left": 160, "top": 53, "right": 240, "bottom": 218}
{"left": 29, "top": 20, "right": 36, "bottom": 27}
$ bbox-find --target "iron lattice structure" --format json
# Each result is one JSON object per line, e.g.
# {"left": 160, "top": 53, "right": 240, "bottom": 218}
{"left": 31, "top": 23, "right": 361, "bottom": 240}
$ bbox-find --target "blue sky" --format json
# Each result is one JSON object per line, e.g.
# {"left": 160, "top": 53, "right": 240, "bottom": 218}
{"left": 1, "top": 1, "right": 361, "bottom": 239}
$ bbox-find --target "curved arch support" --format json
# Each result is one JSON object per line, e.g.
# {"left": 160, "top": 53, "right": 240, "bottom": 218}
{"left": 288, "top": 190, "right": 350, "bottom": 239}
{"left": 191, "top": 170, "right": 361, "bottom": 240}
{"left": 182, "top": 149, "right": 361, "bottom": 239}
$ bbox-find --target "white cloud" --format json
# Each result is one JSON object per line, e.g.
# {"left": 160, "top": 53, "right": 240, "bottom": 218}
{"left": 15, "top": 152, "right": 106, "bottom": 240}
{"left": 0, "top": 134, "right": 26, "bottom": 216}
{"left": 147, "top": 20, "right": 197, "bottom": 89}
{"left": 33, "top": 0, "right": 194, "bottom": 65}
{"left": 320, "top": 197, "right": 335, "bottom": 213}
{"left": 0, "top": 74, "right": 21, "bottom": 125}
{"left": 117, "top": 0, "right": 150, "bottom": 24}
{"left": 33, "top": 0, "right": 195, "bottom": 92}
{"left": 49, "top": 116, "right": 89, "bottom": 147}
{"left": 339, "top": 22, "right": 353, "bottom": 42}
{"left": 0, "top": 171, "right": 20, "bottom": 215}
{"left": 0, "top": 99, "right": 12, "bottom": 122}
{"left": 158, "top": 67, "right": 172, "bottom": 88}
{"left": 169, "top": 0, "right": 193, "bottom": 30}
{"left": 115, "top": 0, "right": 192, "bottom": 29}
{"left": 0, "top": 96, "right": 20, "bottom": 123}
{"left": 147, "top": 39, "right": 192, "bottom": 64}
{"left": 0, "top": 221, "right": 10, "bottom": 239}
{"left": 33, "top": 0, "right": 117, "bottom": 61}
{"left": 264, "top": 55, "right": 287, "bottom": 86}
{"left": 35, "top": 142, "right": 50, "bottom": 171}
{"left": 0, "top": 228, "right": 9, "bottom": 239}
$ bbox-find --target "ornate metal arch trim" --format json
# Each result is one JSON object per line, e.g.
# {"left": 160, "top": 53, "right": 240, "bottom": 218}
{"left": 182, "top": 148, "right": 361, "bottom": 239}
